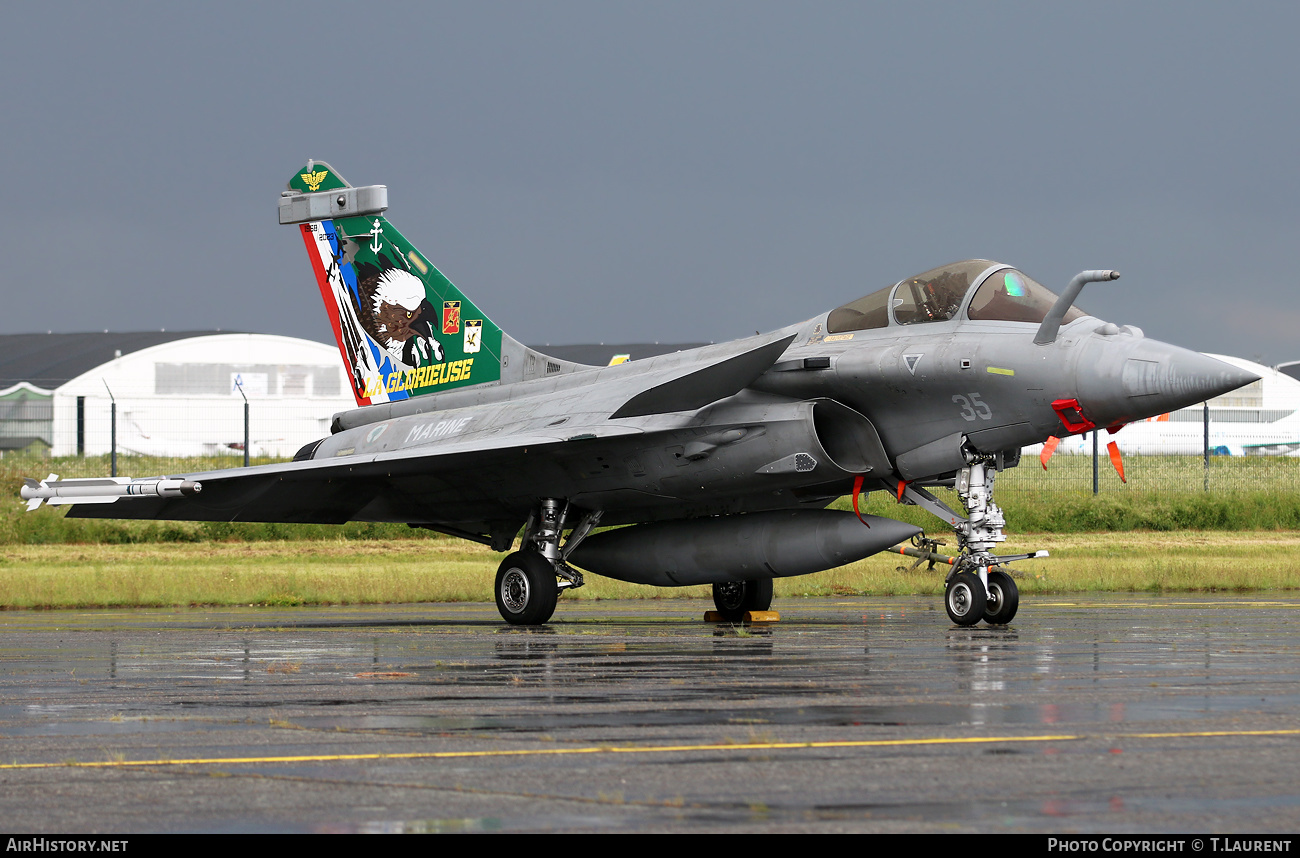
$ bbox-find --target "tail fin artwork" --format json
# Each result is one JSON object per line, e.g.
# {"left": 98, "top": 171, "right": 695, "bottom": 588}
{"left": 280, "top": 161, "right": 525, "bottom": 406}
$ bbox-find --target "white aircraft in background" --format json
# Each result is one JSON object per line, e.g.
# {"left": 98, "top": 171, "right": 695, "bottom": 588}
{"left": 1026, "top": 411, "right": 1300, "bottom": 458}
{"left": 1027, "top": 354, "right": 1300, "bottom": 459}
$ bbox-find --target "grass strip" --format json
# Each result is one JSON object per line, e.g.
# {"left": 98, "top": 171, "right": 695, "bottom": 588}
{"left": 4, "top": 487, "right": 1300, "bottom": 546}
{"left": 2, "top": 531, "right": 1297, "bottom": 609}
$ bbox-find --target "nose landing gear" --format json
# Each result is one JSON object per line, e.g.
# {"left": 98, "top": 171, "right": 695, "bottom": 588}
{"left": 892, "top": 458, "right": 1043, "bottom": 627}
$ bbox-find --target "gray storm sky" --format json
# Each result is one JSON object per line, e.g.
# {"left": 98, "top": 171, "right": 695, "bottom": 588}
{"left": 3, "top": 2, "right": 1297, "bottom": 364}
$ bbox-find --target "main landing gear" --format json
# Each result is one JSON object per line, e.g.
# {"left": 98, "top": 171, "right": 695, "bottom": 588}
{"left": 711, "top": 579, "right": 774, "bottom": 623}
{"left": 494, "top": 498, "right": 601, "bottom": 625}
{"left": 894, "top": 456, "right": 1045, "bottom": 628}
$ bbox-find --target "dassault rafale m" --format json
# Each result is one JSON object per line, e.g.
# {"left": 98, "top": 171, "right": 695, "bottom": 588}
{"left": 22, "top": 161, "right": 1258, "bottom": 627}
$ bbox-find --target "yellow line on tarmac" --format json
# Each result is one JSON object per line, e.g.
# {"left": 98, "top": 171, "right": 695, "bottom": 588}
{"left": 1033, "top": 599, "right": 1300, "bottom": 609}
{"left": 1122, "top": 729, "right": 1300, "bottom": 739}
{"left": 1, "top": 735, "right": 1081, "bottom": 770}
{"left": 6, "top": 728, "right": 1300, "bottom": 771}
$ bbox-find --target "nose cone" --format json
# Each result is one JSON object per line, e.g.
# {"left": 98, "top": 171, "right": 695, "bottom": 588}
{"left": 1078, "top": 337, "right": 1260, "bottom": 426}
{"left": 1129, "top": 346, "right": 1259, "bottom": 404}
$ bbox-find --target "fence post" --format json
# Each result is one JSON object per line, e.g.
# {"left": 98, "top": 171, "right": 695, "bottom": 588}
{"left": 103, "top": 381, "right": 116, "bottom": 478}
{"left": 1203, "top": 401, "right": 1210, "bottom": 491}
{"left": 235, "top": 379, "right": 250, "bottom": 467}
{"left": 76, "top": 396, "right": 85, "bottom": 457}
{"left": 1092, "top": 430, "right": 1099, "bottom": 495}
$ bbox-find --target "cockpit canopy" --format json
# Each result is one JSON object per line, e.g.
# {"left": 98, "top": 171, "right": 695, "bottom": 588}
{"left": 826, "top": 259, "right": 1086, "bottom": 334}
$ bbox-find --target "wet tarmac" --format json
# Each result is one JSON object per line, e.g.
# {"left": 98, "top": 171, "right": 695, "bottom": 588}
{"left": 1, "top": 595, "right": 1299, "bottom": 833}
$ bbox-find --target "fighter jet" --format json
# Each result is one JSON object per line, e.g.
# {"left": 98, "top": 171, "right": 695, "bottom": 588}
{"left": 21, "top": 161, "right": 1259, "bottom": 627}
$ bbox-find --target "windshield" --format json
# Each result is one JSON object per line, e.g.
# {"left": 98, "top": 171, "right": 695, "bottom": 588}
{"left": 967, "top": 268, "right": 1085, "bottom": 325}
{"left": 826, "top": 284, "right": 892, "bottom": 333}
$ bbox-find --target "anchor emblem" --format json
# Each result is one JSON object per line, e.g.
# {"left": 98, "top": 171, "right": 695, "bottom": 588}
{"left": 369, "top": 219, "right": 383, "bottom": 253}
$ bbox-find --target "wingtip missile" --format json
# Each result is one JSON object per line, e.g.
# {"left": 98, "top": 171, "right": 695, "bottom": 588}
{"left": 19, "top": 476, "right": 202, "bottom": 509}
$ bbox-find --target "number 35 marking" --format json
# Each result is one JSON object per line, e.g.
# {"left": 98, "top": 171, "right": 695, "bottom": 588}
{"left": 953, "top": 392, "right": 992, "bottom": 421}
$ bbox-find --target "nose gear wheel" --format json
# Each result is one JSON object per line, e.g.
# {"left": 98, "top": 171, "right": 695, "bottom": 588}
{"left": 983, "top": 567, "right": 1019, "bottom": 624}
{"left": 944, "top": 570, "right": 986, "bottom": 626}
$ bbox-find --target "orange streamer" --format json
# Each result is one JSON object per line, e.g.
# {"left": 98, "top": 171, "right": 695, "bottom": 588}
{"left": 1106, "top": 440, "right": 1126, "bottom": 483}
{"left": 1040, "top": 436, "right": 1061, "bottom": 470}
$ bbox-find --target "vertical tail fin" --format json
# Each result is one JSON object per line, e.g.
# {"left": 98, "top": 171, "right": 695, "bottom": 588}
{"left": 280, "top": 161, "right": 524, "bottom": 406}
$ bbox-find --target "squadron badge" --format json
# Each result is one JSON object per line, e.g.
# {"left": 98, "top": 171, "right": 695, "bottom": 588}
{"left": 443, "top": 301, "right": 461, "bottom": 335}
{"left": 300, "top": 170, "right": 328, "bottom": 191}
{"left": 464, "top": 319, "right": 482, "bottom": 354}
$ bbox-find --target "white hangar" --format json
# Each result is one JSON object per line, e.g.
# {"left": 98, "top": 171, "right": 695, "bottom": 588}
{"left": 0, "top": 332, "right": 355, "bottom": 460}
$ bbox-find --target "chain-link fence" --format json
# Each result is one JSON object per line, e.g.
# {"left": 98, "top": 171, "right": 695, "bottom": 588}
{"left": 5, "top": 395, "right": 1297, "bottom": 492}
{"left": 1, "top": 395, "right": 335, "bottom": 479}
{"left": 1000, "top": 445, "right": 1300, "bottom": 497}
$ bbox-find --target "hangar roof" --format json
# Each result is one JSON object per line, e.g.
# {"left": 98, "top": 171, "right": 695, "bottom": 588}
{"left": 536, "top": 343, "right": 710, "bottom": 366}
{"left": 0, "top": 331, "right": 249, "bottom": 390}
{"left": 0, "top": 332, "right": 710, "bottom": 390}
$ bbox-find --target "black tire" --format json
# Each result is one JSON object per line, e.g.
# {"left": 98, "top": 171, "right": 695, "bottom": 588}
{"left": 983, "top": 568, "right": 1019, "bottom": 625}
{"left": 494, "top": 551, "right": 559, "bottom": 625}
{"left": 944, "top": 570, "right": 987, "bottom": 626}
{"left": 712, "top": 579, "right": 774, "bottom": 622}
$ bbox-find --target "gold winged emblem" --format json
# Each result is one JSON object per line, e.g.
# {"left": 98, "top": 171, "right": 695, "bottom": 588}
{"left": 300, "top": 170, "right": 329, "bottom": 192}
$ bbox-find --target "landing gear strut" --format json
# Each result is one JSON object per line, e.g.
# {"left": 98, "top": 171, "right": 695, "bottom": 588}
{"left": 495, "top": 498, "right": 600, "bottom": 625}
{"left": 893, "top": 456, "right": 1043, "bottom": 627}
